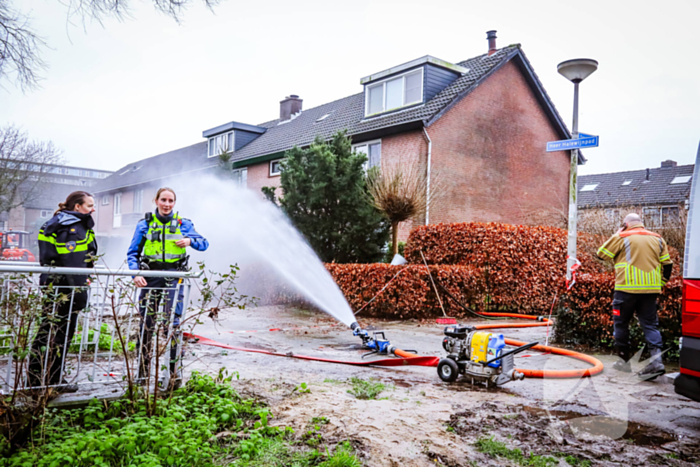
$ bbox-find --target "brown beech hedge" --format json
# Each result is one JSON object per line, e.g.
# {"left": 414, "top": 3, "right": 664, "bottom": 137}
{"left": 324, "top": 222, "right": 683, "bottom": 357}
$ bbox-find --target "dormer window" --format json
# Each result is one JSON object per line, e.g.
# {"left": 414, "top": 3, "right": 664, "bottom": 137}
{"left": 208, "top": 131, "right": 234, "bottom": 157}
{"left": 365, "top": 68, "right": 423, "bottom": 116}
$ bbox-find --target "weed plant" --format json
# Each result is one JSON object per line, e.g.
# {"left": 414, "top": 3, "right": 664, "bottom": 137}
{"left": 476, "top": 436, "right": 558, "bottom": 467}
{"left": 347, "top": 377, "right": 385, "bottom": 400}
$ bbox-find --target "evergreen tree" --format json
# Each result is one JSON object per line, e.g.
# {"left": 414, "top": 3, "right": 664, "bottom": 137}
{"left": 277, "top": 131, "right": 389, "bottom": 263}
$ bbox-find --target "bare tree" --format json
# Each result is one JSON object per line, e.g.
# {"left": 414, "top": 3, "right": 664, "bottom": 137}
{"left": 0, "top": 0, "right": 220, "bottom": 90}
{"left": 0, "top": 0, "right": 46, "bottom": 91}
{"left": 0, "top": 125, "right": 64, "bottom": 216}
{"left": 366, "top": 162, "right": 442, "bottom": 256}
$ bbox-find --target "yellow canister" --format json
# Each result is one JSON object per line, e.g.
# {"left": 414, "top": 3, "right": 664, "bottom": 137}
{"left": 470, "top": 331, "right": 492, "bottom": 363}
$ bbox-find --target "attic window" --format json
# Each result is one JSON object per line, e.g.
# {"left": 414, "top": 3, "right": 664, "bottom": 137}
{"left": 365, "top": 68, "right": 423, "bottom": 116}
{"left": 671, "top": 175, "right": 692, "bottom": 184}
{"left": 208, "top": 131, "right": 234, "bottom": 157}
{"left": 580, "top": 183, "right": 598, "bottom": 192}
{"left": 315, "top": 112, "right": 332, "bottom": 123}
{"left": 622, "top": 180, "right": 632, "bottom": 186}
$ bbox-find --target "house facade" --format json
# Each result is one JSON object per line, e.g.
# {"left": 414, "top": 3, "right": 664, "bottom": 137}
{"left": 578, "top": 160, "right": 694, "bottom": 227}
{"left": 94, "top": 31, "right": 578, "bottom": 241}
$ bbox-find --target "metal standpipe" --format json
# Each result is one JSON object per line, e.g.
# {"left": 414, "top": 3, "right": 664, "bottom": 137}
{"left": 0, "top": 264, "right": 203, "bottom": 394}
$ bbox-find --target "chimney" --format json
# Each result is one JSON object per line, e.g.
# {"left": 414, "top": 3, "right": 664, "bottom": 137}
{"left": 646, "top": 168, "right": 650, "bottom": 181}
{"left": 487, "top": 30, "right": 497, "bottom": 55}
{"left": 660, "top": 159, "right": 677, "bottom": 168}
{"left": 280, "top": 95, "right": 303, "bottom": 122}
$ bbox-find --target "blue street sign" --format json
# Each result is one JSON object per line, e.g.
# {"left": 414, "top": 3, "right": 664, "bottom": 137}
{"left": 546, "top": 133, "right": 599, "bottom": 152}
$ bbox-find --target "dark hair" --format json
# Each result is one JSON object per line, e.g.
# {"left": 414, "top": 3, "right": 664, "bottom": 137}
{"left": 55, "top": 191, "right": 93, "bottom": 215}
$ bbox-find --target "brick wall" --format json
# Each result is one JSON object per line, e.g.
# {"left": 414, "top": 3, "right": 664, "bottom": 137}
{"left": 376, "top": 60, "right": 569, "bottom": 240}
{"left": 246, "top": 160, "right": 281, "bottom": 197}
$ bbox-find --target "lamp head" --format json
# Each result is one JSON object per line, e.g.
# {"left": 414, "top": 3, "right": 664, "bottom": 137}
{"left": 557, "top": 58, "right": 598, "bottom": 83}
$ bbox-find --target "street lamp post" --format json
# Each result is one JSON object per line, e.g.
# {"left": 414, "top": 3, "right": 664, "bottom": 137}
{"left": 557, "top": 58, "right": 598, "bottom": 282}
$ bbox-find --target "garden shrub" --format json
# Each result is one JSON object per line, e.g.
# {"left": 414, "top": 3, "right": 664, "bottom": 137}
{"left": 1, "top": 372, "right": 362, "bottom": 466}
{"left": 325, "top": 263, "right": 487, "bottom": 319}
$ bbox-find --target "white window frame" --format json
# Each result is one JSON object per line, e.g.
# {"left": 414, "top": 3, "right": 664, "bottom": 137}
{"left": 133, "top": 189, "right": 144, "bottom": 213}
{"left": 232, "top": 168, "right": 248, "bottom": 188}
{"left": 580, "top": 183, "right": 598, "bottom": 192}
{"left": 40, "top": 210, "right": 51, "bottom": 219}
{"left": 113, "top": 193, "right": 122, "bottom": 228}
{"left": 364, "top": 67, "right": 424, "bottom": 117}
{"left": 671, "top": 175, "right": 692, "bottom": 184}
{"left": 101, "top": 195, "right": 109, "bottom": 206}
{"left": 352, "top": 139, "right": 382, "bottom": 171}
{"left": 208, "top": 131, "right": 235, "bottom": 158}
{"left": 269, "top": 159, "right": 283, "bottom": 177}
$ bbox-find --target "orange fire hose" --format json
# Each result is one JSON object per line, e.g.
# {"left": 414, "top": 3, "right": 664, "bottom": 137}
{"left": 462, "top": 312, "right": 604, "bottom": 378}
{"left": 187, "top": 313, "right": 603, "bottom": 378}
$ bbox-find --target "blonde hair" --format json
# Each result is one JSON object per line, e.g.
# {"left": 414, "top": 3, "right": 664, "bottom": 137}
{"left": 154, "top": 187, "right": 176, "bottom": 203}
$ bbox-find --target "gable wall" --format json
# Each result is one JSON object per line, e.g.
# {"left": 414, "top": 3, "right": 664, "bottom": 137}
{"left": 425, "top": 60, "right": 570, "bottom": 227}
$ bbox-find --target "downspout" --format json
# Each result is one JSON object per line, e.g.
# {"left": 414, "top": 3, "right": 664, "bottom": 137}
{"left": 422, "top": 127, "right": 432, "bottom": 225}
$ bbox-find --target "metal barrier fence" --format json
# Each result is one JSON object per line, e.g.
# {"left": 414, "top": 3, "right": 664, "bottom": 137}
{"left": 0, "top": 264, "right": 201, "bottom": 394}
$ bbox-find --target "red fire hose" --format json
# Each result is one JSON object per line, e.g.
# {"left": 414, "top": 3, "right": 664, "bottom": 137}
{"left": 185, "top": 310, "right": 604, "bottom": 379}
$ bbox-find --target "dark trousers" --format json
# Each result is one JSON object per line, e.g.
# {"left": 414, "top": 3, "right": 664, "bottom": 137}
{"left": 28, "top": 286, "right": 88, "bottom": 387}
{"left": 136, "top": 276, "right": 184, "bottom": 380}
{"left": 612, "top": 291, "right": 663, "bottom": 351}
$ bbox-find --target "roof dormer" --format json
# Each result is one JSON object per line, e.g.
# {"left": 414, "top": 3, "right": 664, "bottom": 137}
{"left": 202, "top": 121, "right": 267, "bottom": 158}
{"left": 360, "top": 55, "right": 468, "bottom": 118}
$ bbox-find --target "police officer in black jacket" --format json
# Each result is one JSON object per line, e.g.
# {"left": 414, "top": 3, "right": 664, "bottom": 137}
{"left": 28, "top": 191, "right": 97, "bottom": 392}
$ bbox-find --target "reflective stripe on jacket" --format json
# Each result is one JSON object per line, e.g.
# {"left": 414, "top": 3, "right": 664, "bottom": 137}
{"left": 143, "top": 213, "right": 187, "bottom": 264}
{"left": 126, "top": 212, "right": 209, "bottom": 271}
{"left": 597, "top": 223, "right": 673, "bottom": 294}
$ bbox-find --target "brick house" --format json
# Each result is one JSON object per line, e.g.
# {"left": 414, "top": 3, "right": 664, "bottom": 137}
{"left": 578, "top": 160, "right": 694, "bottom": 227}
{"left": 94, "top": 31, "right": 578, "bottom": 241}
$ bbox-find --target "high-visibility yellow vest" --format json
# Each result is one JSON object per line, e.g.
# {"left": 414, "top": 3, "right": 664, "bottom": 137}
{"left": 142, "top": 213, "right": 187, "bottom": 265}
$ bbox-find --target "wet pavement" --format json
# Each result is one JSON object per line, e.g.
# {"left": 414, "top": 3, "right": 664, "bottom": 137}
{"left": 182, "top": 305, "right": 700, "bottom": 466}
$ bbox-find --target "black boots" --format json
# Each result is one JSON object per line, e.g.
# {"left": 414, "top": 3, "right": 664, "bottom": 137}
{"left": 638, "top": 348, "right": 666, "bottom": 381}
{"left": 612, "top": 346, "right": 631, "bottom": 373}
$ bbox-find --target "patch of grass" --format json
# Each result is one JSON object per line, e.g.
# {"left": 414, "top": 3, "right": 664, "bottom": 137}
{"left": 664, "top": 452, "right": 680, "bottom": 460}
{"left": 311, "top": 417, "right": 329, "bottom": 425}
{"left": 503, "top": 414, "right": 519, "bottom": 420}
{"left": 476, "top": 436, "right": 558, "bottom": 467}
{"left": 347, "top": 377, "right": 385, "bottom": 400}
{"left": 320, "top": 442, "right": 361, "bottom": 467}
{"left": 564, "top": 455, "right": 592, "bottom": 466}
{"left": 323, "top": 378, "right": 343, "bottom": 385}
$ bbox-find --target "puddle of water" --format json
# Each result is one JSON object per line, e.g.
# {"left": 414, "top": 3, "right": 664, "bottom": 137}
{"left": 522, "top": 406, "right": 678, "bottom": 446}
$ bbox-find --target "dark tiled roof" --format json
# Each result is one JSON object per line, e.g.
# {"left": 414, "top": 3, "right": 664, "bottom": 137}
{"left": 96, "top": 45, "right": 569, "bottom": 193}
{"left": 230, "top": 46, "right": 546, "bottom": 162}
{"left": 95, "top": 142, "right": 208, "bottom": 192}
{"left": 578, "top": 164, "right": 694, "bottom": 208}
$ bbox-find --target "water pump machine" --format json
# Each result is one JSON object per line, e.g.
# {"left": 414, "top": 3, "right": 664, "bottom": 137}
{"left": 438, "top": 325, "right": 538, "bottom": 388}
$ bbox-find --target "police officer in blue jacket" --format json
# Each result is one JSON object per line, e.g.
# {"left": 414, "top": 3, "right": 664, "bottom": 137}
{"left": 126, "top": 187, "right": 208, "bottom": 382}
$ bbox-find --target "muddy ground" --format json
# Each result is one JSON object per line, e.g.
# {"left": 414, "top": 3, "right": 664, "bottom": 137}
{"left": 181, "top": 305, "right": 699, "bottom": 466}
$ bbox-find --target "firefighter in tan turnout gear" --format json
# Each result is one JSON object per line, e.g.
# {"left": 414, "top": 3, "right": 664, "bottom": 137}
{"left": 597, "top": 213, "right": 673, "bottom": 380}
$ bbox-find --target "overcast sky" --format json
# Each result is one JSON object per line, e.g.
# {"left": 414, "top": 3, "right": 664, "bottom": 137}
{"left": 1, "top": 0, "right": 699, "bottom": 176}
